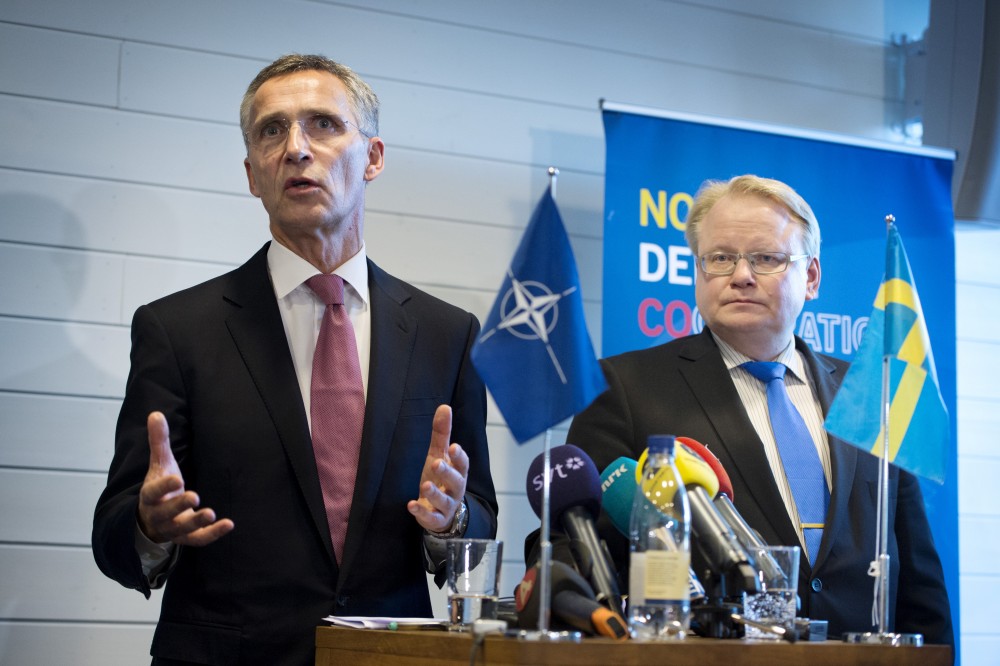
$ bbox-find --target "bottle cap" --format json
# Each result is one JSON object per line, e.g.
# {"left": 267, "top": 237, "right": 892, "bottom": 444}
{"left": 647, "top": 434, "right": 675, "bottom": 454}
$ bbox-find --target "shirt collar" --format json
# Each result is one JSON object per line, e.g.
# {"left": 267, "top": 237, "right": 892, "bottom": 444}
{"left": 267, "top": 240, "right": 369, "bottom": 305}
{"left": 713, "top": 332, "right": 805, "bottom": 382}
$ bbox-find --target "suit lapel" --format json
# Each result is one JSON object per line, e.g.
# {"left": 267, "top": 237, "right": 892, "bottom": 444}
{"left": 222, "top": 244, "right": 337, "bottom": 566}
{"left": 678, "top": 331, "right": 801, "bottom": 549}
{"left": 338, "top": 261, "right": 418, "bottom": 579}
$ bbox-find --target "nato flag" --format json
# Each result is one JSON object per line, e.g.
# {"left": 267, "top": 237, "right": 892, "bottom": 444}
{"left": 471, "top": 186, "right": 607, "bottom": 443}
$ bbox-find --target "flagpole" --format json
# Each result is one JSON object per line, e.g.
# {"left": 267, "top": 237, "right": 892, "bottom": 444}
{"left": 519, "top": 166, "right": 580, "bottom": 643}
{"left": 876, "top": 215, "right": 894, "bottom": 637}
{"left": 844, "top": 215, "right": 922, "bottom": 648}
{"left": 536, "top": 167, "right": 559, "bottom": 636}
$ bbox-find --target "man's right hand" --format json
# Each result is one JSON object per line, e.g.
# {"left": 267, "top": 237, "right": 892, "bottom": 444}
{"left": 137, "top": 411, "right": 235, "bottom": 546}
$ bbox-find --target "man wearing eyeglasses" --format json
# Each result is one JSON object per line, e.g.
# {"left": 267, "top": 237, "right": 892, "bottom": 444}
{"left": 563, "top": 175, "right": 952, "bottom": 646}
{"left": 92, "top": 54, "right": 498, "bottom": 665}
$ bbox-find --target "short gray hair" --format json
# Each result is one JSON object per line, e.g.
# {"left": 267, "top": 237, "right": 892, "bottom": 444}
{"left": 239, "top": 54, "right": 379, "bottom": 150}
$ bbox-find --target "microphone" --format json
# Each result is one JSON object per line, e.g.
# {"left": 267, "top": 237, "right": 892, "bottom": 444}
{"left": 678, "top": 437, "right": 785, "bottom": 583}
{"left": 526, "top": 445, "right": 624, "bottom": 613}
{"left": 515, "top": 560, "right": 628, "bottom": 640}
{"left": 600, "top": 456, "right": 706, "bottom": 601}
{"left": 633, "top": 442, "right": 758, "bottom": 597}
{"left": 676, "top": 437, "right": 733, "bottom": 499}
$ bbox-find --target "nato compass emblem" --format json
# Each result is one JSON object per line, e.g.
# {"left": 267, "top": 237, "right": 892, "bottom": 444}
{"left": 477, "top": 271, "right": 578, "bottom": 384}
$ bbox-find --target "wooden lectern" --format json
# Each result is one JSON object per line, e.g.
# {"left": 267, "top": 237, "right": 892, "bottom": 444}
{"left": 315, "top": 625, "right": 952, "bottom": 666}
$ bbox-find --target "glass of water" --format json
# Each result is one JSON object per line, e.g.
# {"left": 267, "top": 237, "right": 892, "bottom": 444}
{"left": 446, "top": 539, "right": 503, "bottom": 631}
{"left": 742, "top": 545, "right": 799, "bottom": 640}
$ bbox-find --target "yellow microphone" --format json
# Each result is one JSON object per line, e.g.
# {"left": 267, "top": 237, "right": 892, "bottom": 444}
{"left": 635, "top": 436, "right": 720, "bottom": 500}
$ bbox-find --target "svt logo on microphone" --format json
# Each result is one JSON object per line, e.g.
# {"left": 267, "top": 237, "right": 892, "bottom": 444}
{"left": 531, "top": 456, "right": 586, "bottom": 492}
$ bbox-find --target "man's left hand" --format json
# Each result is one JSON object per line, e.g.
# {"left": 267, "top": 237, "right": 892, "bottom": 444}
{"left": 407, "top": 404, "right": 468, "bottom": 533}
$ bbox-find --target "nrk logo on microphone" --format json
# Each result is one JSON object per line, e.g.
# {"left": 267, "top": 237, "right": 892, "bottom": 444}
{"left": 599, "top": 460, "right": 630, "bottom": 494}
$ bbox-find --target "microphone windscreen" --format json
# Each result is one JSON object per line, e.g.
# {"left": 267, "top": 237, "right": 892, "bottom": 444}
{"left": 635, "top": 439, "right": 720, "bottom": 498}
{"left": 599, "top": 457, "right": 638, "bottom": 535}
{"left": 677, "top": 437, "right": 734, "bottom": 500}
{"left": 526, "top": 444, "right": 602, "bottom": 523}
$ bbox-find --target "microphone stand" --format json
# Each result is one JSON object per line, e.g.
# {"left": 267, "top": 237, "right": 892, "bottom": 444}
{"left": 514, "top": 167, "right": 580, "bottom": 643}
{"left": 843, "top": 215, "right": 923, "bottom": 648}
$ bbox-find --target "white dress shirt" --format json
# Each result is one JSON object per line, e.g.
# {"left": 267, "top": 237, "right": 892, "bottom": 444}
{"left": 267, "top": 239, "right": 371, "bottom": 422}
{"left": 714, "top": 333, "right": 832, "bottom": 559}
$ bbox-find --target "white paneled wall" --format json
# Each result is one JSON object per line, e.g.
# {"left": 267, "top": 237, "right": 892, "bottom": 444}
{"left": 0, "top": 1, "right": 993, "bottom": 663}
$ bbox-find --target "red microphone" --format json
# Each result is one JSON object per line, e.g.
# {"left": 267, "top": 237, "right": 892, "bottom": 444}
{"left": 677, "top": 436, "right": 734, "bottom": 500}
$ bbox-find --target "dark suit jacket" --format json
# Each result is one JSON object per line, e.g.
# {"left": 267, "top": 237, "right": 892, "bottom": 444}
{"left": 92, "top": 243, "right": 498, "bottom": 665}
{"left": 562, "top": 328, "right": 952, "bottom": 645}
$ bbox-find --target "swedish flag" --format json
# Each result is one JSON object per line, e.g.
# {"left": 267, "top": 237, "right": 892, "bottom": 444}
{"left": 824, "top": 222, "right": 949, "bottom": 482}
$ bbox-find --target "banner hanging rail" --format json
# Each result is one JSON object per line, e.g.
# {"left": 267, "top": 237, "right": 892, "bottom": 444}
{"left": 599, "top": 99, "right": 956, "bottom": 161}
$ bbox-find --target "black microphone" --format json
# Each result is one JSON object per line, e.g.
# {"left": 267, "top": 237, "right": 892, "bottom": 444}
{"left": 514, "top": 560, "right": 628, "bottom": 640}
{"left": 679, "top": 437, "right": 786, "bottom": 584}
{"left": 526, "top": 444, "right": 623, "bottom": 613}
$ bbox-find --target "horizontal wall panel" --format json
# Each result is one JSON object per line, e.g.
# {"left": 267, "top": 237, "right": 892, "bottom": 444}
{"left": 0, "top": 470, "right": 102, "bottom": 545}
{"left": 0, "top": 243, "right": 124, "bottom": 324}
{"left": 960, "top": 573, "right": 1000, "bottom": 634}
{"left": 0, "top": 544, "right": 162, "bottom": 622}
{"left": 0, "top": 168, "right": 270, "bottom": 263}
{"left": 0, "top": 393, "right": 119, "bottom": 470}
{"left": 956, "top": 227, "right": 1000, "bottom": 286}
{"left": 330, "top": 0, "right": 887, "bottom": 97}
{"left": 120, "top": 42, "right": 258, "bottom": 127}
{"left": 0, "top": 23, "right": 120, "bottom": 105}
{"left": 958, "top": 456, "right": 1000, "bottom": 517}
{"left": 365, "top": 150, "right": 606, "bottom": 239}
{"left": 962, "top": 637, "right": 1000, "bottom": 666}
{"left": 957, "top": 282, "right": 1000, "bottom": 342}
{"left": 957, "top": 397, "right": 1000, "bottom": 458}
{"left": 959, "top": 516, "right": 1000, "bottom": 574}
{"left": 685, "top": 0, "right": 887, "bottom": 40}
{"left": 957, "top": 339, "right": 1000, "bottom": 401}
{"left": 0, "top": 4, "right": 887, "bottom": 137}
{"left": 0, "top": 95, "right": 249, "bottom": 194}
{"left": 0, "top": 622, "right": 154, "bottom": 666}
{"left": 365, "top": 210, "right": 602, "bottom": 297}
{"left": 0, "top": 318, "right": 129, "bottom": 398}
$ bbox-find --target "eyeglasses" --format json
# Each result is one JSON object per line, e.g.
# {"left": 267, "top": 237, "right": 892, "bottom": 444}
{"left": 699, "top": 251, "right": 809, "bottom": 275}
{"left": 245, "top": 114, "right": 372, "bottom": 152}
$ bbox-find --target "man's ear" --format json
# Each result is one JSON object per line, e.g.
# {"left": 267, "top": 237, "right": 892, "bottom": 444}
{"left": 804, "top": 256, "right": 821, "bottom": 301}
{"left": 364, "top": 137, "right": 385, "bottom": 182}
{"left": 244, "top": 157, "right": 261, "bottom": 198}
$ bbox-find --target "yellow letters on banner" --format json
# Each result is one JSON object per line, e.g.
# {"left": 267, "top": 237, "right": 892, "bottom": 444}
{"left": 639, "top": 189, "right": 692, "bottom": 231}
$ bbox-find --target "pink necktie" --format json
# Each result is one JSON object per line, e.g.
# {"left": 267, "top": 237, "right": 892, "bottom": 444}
{"left": 306, "top": 274, "right": 365, "bottom": 564}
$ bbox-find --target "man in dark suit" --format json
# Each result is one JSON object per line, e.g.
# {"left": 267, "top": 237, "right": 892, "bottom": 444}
{"left": 562, "top": 175, "right": 952, "bottom": 644}
{"left": 92, "top": 54, "right": 498, "bottom": 665}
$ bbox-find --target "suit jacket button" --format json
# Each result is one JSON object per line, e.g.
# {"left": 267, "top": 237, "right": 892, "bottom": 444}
{"left": 336, "top": 595, "right": 349, "bottom": 607}
{"left": 810, "top": 578, "right": 822, "bottom": 592}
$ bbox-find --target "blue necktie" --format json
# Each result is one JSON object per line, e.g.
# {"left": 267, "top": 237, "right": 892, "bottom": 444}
{"left": 742, "top": 361, "right": 828, "bottom": 564}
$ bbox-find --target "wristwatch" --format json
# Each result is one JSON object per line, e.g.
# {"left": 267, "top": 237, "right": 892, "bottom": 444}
{"left": 430, "top": 497, "right": 468, "bottom": 539}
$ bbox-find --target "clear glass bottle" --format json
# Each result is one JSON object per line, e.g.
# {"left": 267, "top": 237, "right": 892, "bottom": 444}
{"left": 628, "top": 434, "right": 691, "bottom": 640}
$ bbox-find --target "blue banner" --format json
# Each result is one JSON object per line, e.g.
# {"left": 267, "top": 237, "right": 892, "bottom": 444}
{"left": 601, "top": 102, "right": 958, "bottom": 634}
